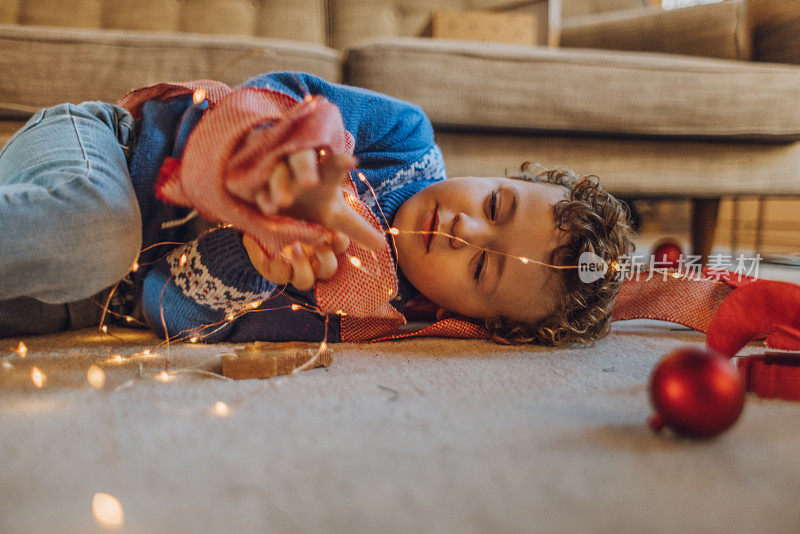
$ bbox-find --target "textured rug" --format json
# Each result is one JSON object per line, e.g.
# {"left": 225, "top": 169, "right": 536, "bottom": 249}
{"left": 2, "top": 316, "right": 800, "bottom": 533}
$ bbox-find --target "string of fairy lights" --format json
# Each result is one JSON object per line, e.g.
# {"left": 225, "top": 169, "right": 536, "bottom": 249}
{"left": 2, "top": 83, "right": 691, "bottom": 530}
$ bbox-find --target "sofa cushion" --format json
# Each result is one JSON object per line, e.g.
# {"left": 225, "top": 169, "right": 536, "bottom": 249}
{"left": 436, "top": 131, "right": 800, "bottom": 197}
{"left": 561, "top": 1, "right": 751, "bottom": 60}
{"left": 749, "top": 0, "right": 800, "bottom": 65}
{"left": 345, "top": 37, "right": 800, "bottom": 141}
{"left": 0, "top": 24, "right": 340, "bottom": 118}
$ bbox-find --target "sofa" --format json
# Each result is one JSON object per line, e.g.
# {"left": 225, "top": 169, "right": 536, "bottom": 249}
{"left": 2, "top": 0, "right": 799, "bottom": 262}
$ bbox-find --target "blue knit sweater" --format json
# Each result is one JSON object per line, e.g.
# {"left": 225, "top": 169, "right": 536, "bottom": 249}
{"left": 118, "top": 72, "right": 446, "bottom": 343}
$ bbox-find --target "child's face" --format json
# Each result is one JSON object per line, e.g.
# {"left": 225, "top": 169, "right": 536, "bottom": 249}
{"left": 393, "top": 177, "right": 568, "bottom": 323}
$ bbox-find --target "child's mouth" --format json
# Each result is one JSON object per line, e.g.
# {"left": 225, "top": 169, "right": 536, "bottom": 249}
{"left": 423, "top": 204, "right": 438, "bottom": 253}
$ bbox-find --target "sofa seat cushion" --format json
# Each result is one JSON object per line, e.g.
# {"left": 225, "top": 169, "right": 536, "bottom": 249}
{"left": 436, "top": 131, "right": 800, "bottom": 198}
{"left": 0, "top": 24, "right": 341, "bottom": 118}
{"left": 560, "top": 1, "right": 751, "bottom": 60}
{"left": 346, "top": 37, "right": 800, "bottom": 141}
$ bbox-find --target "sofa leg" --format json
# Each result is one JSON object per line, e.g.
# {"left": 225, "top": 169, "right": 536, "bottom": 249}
{"left": 691, "top": 198, "right": 720, "bottom": 265}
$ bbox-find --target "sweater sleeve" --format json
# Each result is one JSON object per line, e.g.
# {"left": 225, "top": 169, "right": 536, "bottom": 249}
{"left": 239, "top": 72, "right": 447, "bottom": 223}
{"left": 142, "top": 227, "right": 337, "bottom": 343}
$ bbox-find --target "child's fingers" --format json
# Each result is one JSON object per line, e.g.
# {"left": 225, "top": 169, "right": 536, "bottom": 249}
{"left": 328, "top": 230, "right": 350, "bottom": 255}
{"left": 265, "top": 256, "right": 292, "bottom": 286}
{"left": 319, "top": 152, "right": 358, "bottom": 188}
{"left": 255, "top": 190, "right": 275, "bottom": 214}
{"left": 269, "top": 160, "right": 294, "bottom": 209}
{"left": 311, "top": 244, "right": 338, "bottom": 280}
{"left": 287, "top": 150, "right": 320, "bottom": 189}
{"left": 286, "top": 243, "right": 315, "bottom": 291}
{"left": 329, "top": 206, "right": 386, "bottom": 252}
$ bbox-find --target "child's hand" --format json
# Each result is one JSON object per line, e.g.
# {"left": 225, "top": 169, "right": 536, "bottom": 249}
{"left": 242, "top": 231, "right": 350, "bottom": 291}
{"left": 254, "top": 149, "right": 385, "bottom": 252}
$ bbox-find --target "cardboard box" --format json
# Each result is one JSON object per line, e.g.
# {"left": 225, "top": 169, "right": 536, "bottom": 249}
{"left": 422, "top": 9, "right": 538, "bottom": 46}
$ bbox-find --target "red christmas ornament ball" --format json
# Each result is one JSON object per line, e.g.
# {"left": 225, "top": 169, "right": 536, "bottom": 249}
{"left": 652, "top": 239, "right": 683, "bottom": 269}
{"left": 648, "top": 346, "right": 745, "bottom": 439}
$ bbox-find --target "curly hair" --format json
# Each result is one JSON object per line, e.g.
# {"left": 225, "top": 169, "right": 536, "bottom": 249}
{"left": 484, "top": 162, "right": 635, "bottom": 346}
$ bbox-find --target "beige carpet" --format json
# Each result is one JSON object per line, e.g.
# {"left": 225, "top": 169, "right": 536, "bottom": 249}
{"left": 2, "top": 315, "right": 800, "bottom": 533}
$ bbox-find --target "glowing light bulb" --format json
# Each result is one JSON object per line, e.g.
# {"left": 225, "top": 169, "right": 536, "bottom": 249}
{"left": 31, "top": 366, "right": 45, "bottom": 388}
{"left": 156, "top": 371, "right": 170, "bottom": 382}
{"left": 388, "top": 227, "right": 399, "bottom": 235}
{"left": 131, "top": 261, "right": 139, "bottom": 272}
{"left": 671, "top": 272, "right": 682, "bottom": 279}
{"left": 291, "top": 304, "right": 301, "bottom": 311}
{"left": 101, "top": 325, "right": 108, "bottom": 334}
{"left": 125, "top": 316, "right": 133, "bottom": 323}
{"left": 335, "top": 310, "right": 346, "bottom": 316}
{"left": 226, "top": 314, "right": 235, "bottom": 321}
{"left": 319, "top": 342, "right": 328, "bottom": 352}
{"left": 520, "top": 257, "right": 530, "bottom": 264}
{"left": 13, "top": 341, "right": 27, "bottom": 358}
{"left": 349, "top": 256, "right": 362, "bottom": 269}
{"left": 108, "top": 354, "right": 123, "bottom": 364}
{"left": 213, "top": 401, "right": 230, "bottom": 417}
{"left": 179, "top": 254, "right": 187, "bottom": 267}
{"left": 190, "top": 337, "right": 199, "bottom": 343}
{"left": 357, "top": 172, "right": 367, "bottom": 182}
{"left": 250, "top": 301, "right": 261, "bottom": 308}
{"left": 192, "top": 87, "right": 207, "bottom": 104}
{"left": 318, "top": 148, "right": 326, "bottom": 157}
{"left": 87, "top": 364, "right": 106, "bottom": 390}
{"left": 142, "top": 349, "right": 151, "bottom": 356}
{"left": 92, "top": 492, "right": 124, "bottom": 530}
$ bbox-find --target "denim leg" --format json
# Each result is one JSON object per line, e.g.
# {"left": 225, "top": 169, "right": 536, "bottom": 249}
{"left": 0, "top": 101, "right": 142, "bottom": 305}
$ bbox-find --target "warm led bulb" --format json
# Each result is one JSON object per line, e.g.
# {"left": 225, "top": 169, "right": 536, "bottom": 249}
{"left": 92, "top": 492, "right": 124, "bottom": 530}
{"left": 192, "top": 88, "right": 207, "bottom": 104}
{"left": 291, "top": 304, "right": 301, "bottom": 311}
{"left": 14, "top": 341, "right": 27, "bottom": 358}
{"left": 156, "top": 371, "right": 170, "bottom": 382}
{"left": 357, "top": 172, "right": 367, "bottom": 182}
{"left": 190, "top": 337, "right": 199, "bottom": 343}
{"left": 250, "top": 301, "right": 261, "bottom": 308}
{"left": 131, "top": 262, "right": 139, "bottom": 272}
{"left": 319, "top": 342, "right": 328, "bottom": 352}
{"left": 31, "top": 366, "right": 45, "bottom": 388}
{"left": 101, "top": 325, "right": 108, "bottom": 333}
{"left": 179, "top": 254, "right": 187, "bottom": 267}
{"left": 213, "top": 401, "right": 230, "bottom": 417}
{"left": 349, "top": 256, "right": 362, "bottom": 269}
{"left": 142, "top": 349, "right": 151, "bottom": 356}
{"left": 388, "top": 227, "right": 399, "bottom": 235}
{"left": 87, "top": 364, "right": 106, "bottom": 390}
{"left": 520, "top": 257, "right": 530, "bottom": 264}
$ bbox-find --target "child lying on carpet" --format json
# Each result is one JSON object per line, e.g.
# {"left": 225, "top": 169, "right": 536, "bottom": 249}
{"left": 0, "top": 72, "right": 633, "bottom": 345}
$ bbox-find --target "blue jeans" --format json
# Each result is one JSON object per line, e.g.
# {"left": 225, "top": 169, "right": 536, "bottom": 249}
{"left": 0, "top": 101, "right": 142, "bottom": 336}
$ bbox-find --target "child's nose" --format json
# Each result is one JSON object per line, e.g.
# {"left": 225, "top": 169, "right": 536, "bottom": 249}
{"left": 450, "top": 212, "right": 488, "bottom": 250}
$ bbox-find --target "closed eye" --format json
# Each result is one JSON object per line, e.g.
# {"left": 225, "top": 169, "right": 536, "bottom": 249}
{"left": 472, "top": 251, "right": 486, "bottom": 281}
